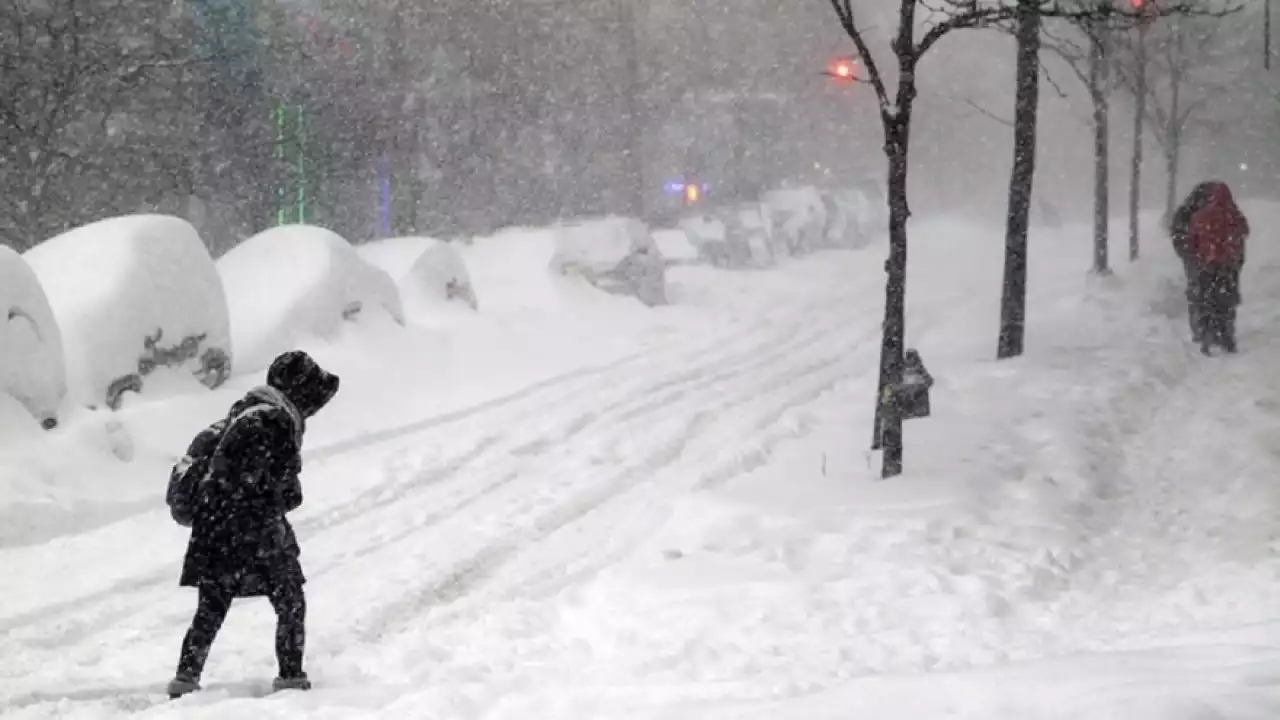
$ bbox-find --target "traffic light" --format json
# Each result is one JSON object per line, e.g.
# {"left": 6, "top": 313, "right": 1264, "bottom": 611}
{"left": 827, "top": 56, "right": 857, "bottom": 81}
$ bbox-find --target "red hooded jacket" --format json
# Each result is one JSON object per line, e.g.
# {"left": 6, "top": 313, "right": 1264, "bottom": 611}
{"left": 1188, "top": 182, "right": 1249, "bottom": 268}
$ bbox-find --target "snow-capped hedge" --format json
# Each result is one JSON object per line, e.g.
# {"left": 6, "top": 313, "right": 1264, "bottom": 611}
{"left": 551, "top": 216, "right": 666, "bottom": 307}
{"left": 358, "top": 236, "right": 478, "bottom": 315}
{"left": 218, "top": 225, "right": 404, "bottom": 374}
{"left": 23, "top": 214, "right": 231, "bottom": 410}
{"left": 0, "top": 246, "right": 66, "bottom": 427}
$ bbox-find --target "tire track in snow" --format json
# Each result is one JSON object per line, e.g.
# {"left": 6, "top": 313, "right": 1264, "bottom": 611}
{"left": 337, "top": 303, "right": 873, "bottom": 644}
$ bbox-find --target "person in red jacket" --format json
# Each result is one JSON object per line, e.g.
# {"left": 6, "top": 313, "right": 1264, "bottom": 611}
{"left": 1185, "top": 181, "right": 1248, "bottom": 354}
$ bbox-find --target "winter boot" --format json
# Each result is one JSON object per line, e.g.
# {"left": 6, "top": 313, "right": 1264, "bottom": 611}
{"left": 272, "top": 673, "right": 312, "bottom": 692}
{"left": 167, "top": 674, "right": 200, "bottom": 699}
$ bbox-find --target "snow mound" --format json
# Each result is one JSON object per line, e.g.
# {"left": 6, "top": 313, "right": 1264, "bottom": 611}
{"left": 359, "top": 236, "right": 478, "bottom": 317}
{"left": 23, "top": 214, "right": 230, "bottom": 410}
{"left": 0, "top": 246, "right": 65, "bottom": 427}
{"left": 218, "top": 225, "right": 405, "bottom": 374}
{"left": 761, "top": 186, "right": 829, "bottom": 256}
{"left": 551, "top": 217, "right": 667, "bottom": 306}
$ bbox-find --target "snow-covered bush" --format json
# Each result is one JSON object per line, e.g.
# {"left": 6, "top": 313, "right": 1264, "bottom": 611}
{"left": 760, "top": 186, "right": 828, "bottom": 256}
{"left": 358, "top": 236, "right": 478, "bottom": 314}
{"left": 218, "top": 225, "right": 405, "bottom": 373}
{"left": 23, "top": 214, "right": 231, "bottom": 410}
{"left": 551, "top": 217, "right": 667, "bottom": 306}
{"left": 0, "top": 246, "right": 66, "bottom": 427}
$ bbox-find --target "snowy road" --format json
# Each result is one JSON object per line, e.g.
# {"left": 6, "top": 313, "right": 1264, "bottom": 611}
{"left": 8, "top": 219, "right": 1280, "bottom": 719}
{"left": 1, "top": 252, "right": 951, "bottom": 718}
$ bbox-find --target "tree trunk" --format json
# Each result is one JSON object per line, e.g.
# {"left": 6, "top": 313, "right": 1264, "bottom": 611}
{"left": 997, "top": 4, "right": 1040, "bottom": 360}
{"left": 1128, "top": 25, "right": 1147, "bottom": 262}
{"left": 869, "top": 39, "right": 917, "bottom": 478}
{"left": 1162, "top": 26, "right": 1186, "bottom": 225}
{"left": 872, "top": 114, "right": 910, "bottom": 478}
{"left": 1089, "top": 31, "right": 1110, "bottom": 275}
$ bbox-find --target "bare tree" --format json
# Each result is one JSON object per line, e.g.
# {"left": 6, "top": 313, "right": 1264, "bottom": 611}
{"left": 1113, "top": 9, "right": 1245, "bottom": 227}
{"left": 1038, "top": 16, "right": 1124, "bottom": 277}
{"left": 0, "top": 0, "right": 197, "bottom": 249}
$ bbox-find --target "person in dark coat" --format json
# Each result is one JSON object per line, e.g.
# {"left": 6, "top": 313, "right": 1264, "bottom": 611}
{"left": 1184, "top": 181, "right": 1249, "bottom": 354}
{"left": 1170, "top": 181, "right": 1215, "bottom": 342}
{"left": 166, "top": 350, "right": 339, "bottom": 698}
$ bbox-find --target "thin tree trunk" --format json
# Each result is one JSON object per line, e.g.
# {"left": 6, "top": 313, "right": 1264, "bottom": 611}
{"left": 872, "top": 116, "right": 911, "bottom": 478}
{"left": 1128, "top": 25, "right": 1147, "bottom": 262}
{"left": 870, "top": 48, "right": 916, "bottom": 478}
{"left": 1163, "top": 26, "right": 1185, "bottom": 224}
{"left": 1090, "top": 30, "right": 1110, "bottom": 275}
{"left": 998, "top": 4, "right": 1040, "bottom": 360}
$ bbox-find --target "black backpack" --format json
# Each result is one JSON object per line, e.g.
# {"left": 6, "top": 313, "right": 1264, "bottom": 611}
{"left": 165, "top": 417, "right": 232, "bottom": 527}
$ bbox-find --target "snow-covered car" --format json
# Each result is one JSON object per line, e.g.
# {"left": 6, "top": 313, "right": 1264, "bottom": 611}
{"left": 23, "top": 214, "right": 231, "bottom": 410}
{"left": 760, "top": 186, "right": 829, "bottom": 256}
{"left": 0, "top": 246, "right": 66, "bottom": 427}
{"left": 710, "top": 202, "right": 777, "bottom": 267}
{"left": 358, "top": 236, "right": 478, "bottom": 316}
{"left": 218, "top": 225, "right": 405, "bottom": 373}
{"left": 551, "top": 217, "right": 667, "bottom": 306}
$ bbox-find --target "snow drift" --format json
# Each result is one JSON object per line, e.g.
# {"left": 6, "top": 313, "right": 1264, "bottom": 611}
{"left": 218, "top": 225, "right": 405, "bottom": 374}
{"left": 551, "top": 217, "right": 667, "bottom": 306}
{"left": 358, "top": 236, "right": 478, "bottom": 317}
{"left": 23, "top": 214, "right": 230, "bottom": 410}
{"left": 0, "top": 246, "right": 66, "bottom": 427}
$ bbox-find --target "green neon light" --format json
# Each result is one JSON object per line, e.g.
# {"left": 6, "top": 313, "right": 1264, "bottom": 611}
{"left": 297, "top": 104, "right": 306, "bottom": 224}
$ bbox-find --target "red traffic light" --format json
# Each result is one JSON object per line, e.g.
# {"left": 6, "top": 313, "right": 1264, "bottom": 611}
{"left": 827, "top": 56, "right": 857, "bottom": 81}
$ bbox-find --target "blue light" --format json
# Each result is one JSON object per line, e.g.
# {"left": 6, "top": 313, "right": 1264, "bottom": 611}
{"left": 663, "top": 181, "right": 686, "bottom": 195}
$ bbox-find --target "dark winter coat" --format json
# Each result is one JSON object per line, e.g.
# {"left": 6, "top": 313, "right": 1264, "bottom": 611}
{"left": 1187, "top": 182, "right": 1248, "bottom": 269}
{"left": 177, "top": 351, "right": 339, "bottom": 598}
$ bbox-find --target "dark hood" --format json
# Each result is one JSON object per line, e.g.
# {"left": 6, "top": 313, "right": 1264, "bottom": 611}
{"left": 266, "top": 350, "right": 340, "bottom": 419}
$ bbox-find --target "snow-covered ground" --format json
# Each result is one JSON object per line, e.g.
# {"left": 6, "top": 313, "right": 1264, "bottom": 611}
{"left": 4, "top": 208, "right": 1280, "bottom": 719}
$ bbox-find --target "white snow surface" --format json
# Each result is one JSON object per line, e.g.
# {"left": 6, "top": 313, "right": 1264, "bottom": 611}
{"left": 0, "top": 246, "right": 66, "bottom": 425}
{"left": 22, "top": 214, "right": 229, "bottom": 407}
{"left": 6, "top": 207, "right": 1280, "bottom": 718}
{"left": 218, "top": 225, "right": 405, "bottom": 374}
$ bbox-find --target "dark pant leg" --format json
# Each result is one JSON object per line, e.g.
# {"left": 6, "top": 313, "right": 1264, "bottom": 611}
{"left": 267, "top": 581, "right": 307, "bottom": 678}
{"left": 177, "top": 583, "right": 235, "bottom": 680}
{"left": 1184, "top": 261, "right": 1202, "bottom": 340}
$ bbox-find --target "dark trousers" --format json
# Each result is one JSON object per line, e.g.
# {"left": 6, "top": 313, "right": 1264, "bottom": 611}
{"left": 176, "top": 580, "right": 306, "bottom": 681}
{"left": 1194, "top": 266, "right": 1241, "bottom": 352}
